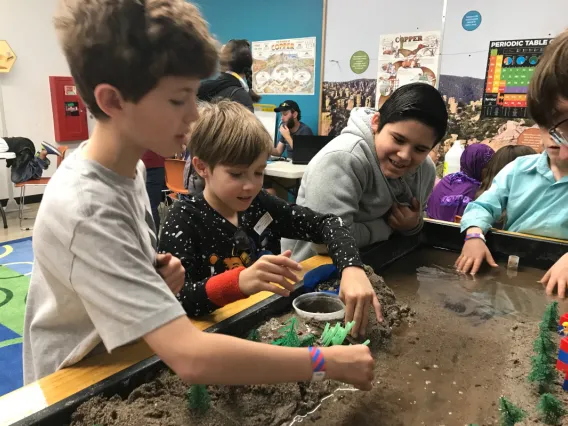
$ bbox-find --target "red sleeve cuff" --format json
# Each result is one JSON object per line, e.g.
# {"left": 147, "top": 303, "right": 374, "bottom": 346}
{"left": 205, "top": 267, "right": 247, "bottom": 307}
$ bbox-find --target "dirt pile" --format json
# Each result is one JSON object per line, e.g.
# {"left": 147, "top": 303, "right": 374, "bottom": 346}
{"left": 70, "top": 264, "right": 408, "bottom": 426}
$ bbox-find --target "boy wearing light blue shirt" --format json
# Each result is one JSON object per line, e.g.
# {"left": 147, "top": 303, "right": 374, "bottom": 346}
{"left": 459, "top": 152, "right": 568, "bottom": 239}
{"left": 456, "top": 31, "right": 568, "bottom": 297}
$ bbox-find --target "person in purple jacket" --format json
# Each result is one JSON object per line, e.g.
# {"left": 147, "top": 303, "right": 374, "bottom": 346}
{"left": 426, "top": 143, "right": 494, "bottom": 222}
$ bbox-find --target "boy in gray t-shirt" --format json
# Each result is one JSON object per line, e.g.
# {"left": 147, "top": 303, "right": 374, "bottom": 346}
{"left": 23, "top": 0, "right": 374, "bottom": 390}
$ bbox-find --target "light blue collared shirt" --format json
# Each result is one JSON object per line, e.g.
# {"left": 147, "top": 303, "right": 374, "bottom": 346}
{"left": 460, "top": 152, "right": 568, "bottom": 239}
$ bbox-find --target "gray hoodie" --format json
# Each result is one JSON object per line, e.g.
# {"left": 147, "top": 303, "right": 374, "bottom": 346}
{"left": 281, "top": 107, "right": 436, "bottom": 262}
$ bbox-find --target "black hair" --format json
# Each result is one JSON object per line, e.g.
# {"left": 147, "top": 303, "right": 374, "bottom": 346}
{"left": 220, "top": 39, "right": 260, "bottom": 102}
{"left": 378, "top": 82, "right": 448, "bottom": 144}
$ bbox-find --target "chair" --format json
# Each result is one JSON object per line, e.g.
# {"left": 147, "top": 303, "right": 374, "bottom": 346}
{"left": 16, "top": 146, "right": 68, "bottom": 230}
{"left": 164, "top": 158, "right": 189, "bottom": 204}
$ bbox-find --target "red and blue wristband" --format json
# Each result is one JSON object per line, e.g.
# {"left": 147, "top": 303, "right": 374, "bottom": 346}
{"left": 308, "top": 346, "right": 326, "bottom": 381}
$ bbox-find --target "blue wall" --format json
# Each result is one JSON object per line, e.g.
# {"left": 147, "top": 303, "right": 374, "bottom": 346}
{"left": 193, "top": 0, "right": 324, "bottom": 134}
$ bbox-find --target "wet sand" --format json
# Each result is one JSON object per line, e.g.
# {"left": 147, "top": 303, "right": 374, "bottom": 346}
{"left": 305, "top": 248, "right": 568, "bottom": 426}
{"left": 71, "top": 248, "right": 568, "bottom": 426}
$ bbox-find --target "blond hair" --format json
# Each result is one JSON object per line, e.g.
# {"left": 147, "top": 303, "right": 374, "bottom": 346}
{"left": 189, "top": 100, "right": 272, "bottom": 168}
{"left": 54, "top": 0, "right": 218, "bottom": 119}
{"left": 528, "top": 30, "right": 568, "bottom": 127}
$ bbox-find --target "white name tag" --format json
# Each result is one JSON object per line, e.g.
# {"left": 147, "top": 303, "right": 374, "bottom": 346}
{"left": 254, "top": 212, "right": 273, "bottom": 235}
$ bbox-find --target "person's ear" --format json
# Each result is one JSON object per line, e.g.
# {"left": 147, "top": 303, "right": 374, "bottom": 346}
{"left": 371, "top": 112, "right": 381, "bottom": 133}
{"left": 93, "top": 83, "right": 126, "bottom": 118}
{"left": 192, "top": 157, "right": 209, "bottom": 178}
{"left": 293, "top": 110, "right": 298, "bottom": 120}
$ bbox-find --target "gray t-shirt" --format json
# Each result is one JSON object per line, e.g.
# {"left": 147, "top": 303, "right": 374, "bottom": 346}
{"left": 23, "top": 144, "right": 185, "bottom": 384}
{"left": 278, "top": 122, "right": 313, "bottom": 159}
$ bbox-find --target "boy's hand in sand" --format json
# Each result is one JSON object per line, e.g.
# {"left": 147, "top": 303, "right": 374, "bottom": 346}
{"left": 156, "top": 253, "right": 185, "bottom": 295}
{"left": 388, "top": 198, "right": 420, "bottom": 232}
{"left": 455, "top": 228, "right": 498, "bottom": 275}
{"left": 339, "top": 267, "right": 383, "bottom": 338}
{"left": 323, "top": 345, "right": 375, "bottom": 390}
{"left": 542, "top": 253, "right": 568, "bottom": 298}
{"left": 239, "top": 250, "right": 301, "bottom": 297}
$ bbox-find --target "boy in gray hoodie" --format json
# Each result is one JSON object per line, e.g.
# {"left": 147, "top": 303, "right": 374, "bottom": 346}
{"left": 283, "top": 83, "right": 447, "bottom": 260}
{"left": 283, "top": 84, "right": 447, "bottom": 337}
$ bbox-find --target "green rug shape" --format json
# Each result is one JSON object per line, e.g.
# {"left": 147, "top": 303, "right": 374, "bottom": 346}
{"left": 0, "top": 265, "right": 30, "bottom": 338}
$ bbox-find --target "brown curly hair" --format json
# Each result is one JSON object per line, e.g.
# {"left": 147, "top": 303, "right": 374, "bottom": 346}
{"left": 54, "top": 0, "right": 219, "bottom": 119}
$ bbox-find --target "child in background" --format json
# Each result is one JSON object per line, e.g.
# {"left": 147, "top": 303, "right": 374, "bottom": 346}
{"left": 428, "top": 147, "right": 441, "bottom": 187}
{"left": 475, "top": 145, "right": 537, "bottom": 199}
{"left": 24, "top": 0, "right": 373, "bottom": 390}
{"left": 426, "top": 144, "right": 495, "bottom": 222}
{"left": 0, "top": 137, "right": 56, "bottom": 183}
{"left": 159, "top": 100, "right": 382, "bottom": 339}
{"left": 141, "top": 150, "right": 166, "bottom": 231}
{"left": 456, "top": 30, "right": 568, "bottom": 298}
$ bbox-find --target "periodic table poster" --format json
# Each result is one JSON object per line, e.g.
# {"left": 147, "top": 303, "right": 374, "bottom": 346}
{"left": 481, "top": 38, "right": 551, "bottom": 119}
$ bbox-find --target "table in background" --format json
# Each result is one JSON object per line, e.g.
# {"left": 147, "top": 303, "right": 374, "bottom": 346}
{"left": 264, "top": 160, "right": 307, "bottom": 200}
{"left": 0, "top": 152, "right": 16, "bottom": 228}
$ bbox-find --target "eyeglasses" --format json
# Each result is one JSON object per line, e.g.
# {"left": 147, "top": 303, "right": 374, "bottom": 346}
{"left": 549, "top": 118, "right": 568, "bottom": 147}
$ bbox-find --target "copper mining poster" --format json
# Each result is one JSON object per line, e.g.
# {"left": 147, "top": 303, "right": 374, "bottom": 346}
{"left": 376, "top": 31, "right": 441, "bottom": 108}
{"left": 252, "top": 37, "right": 316, "bottom": 95}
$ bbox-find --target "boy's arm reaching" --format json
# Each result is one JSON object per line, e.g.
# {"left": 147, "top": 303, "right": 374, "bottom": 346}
{"left": 158, "top": 203, "right": 248, "bottom": 316}
{"left": 260, "top": 190, "right": 383, "bottom": 338}
{"left": 460, "top": 161, "right": 515, "bottom": 234}
{"left": 65, "top": 203, "right": 375, "bottom": 389}
{"left": 144, "top": 315, "right": 375, "bottom": 389}
{"left": 456, "top": 162, "right": 516, "bottom": 274}
{"left": 541, "top": 253, "right": 568, "bottom": 298}
{"left": 259, "top": 190, "right": 364, "bottom": 272}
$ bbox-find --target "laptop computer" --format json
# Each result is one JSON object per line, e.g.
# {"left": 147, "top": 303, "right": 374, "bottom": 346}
{"left": 292, "top": 135, "right": 332, "bottom": 165}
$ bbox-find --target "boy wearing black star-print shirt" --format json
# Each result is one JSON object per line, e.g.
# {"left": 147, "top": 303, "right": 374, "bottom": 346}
{"left": 159, "top": 100, "right": 383, "bottom": 338}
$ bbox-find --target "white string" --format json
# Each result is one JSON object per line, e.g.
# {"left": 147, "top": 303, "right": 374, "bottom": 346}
{"left": 287, "top": 387, "right": 359, "bottom": 425}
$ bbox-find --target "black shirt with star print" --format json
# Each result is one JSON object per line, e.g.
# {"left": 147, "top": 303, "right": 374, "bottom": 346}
{"left": 158, "top": 190, "right": 363, "bottom": 317}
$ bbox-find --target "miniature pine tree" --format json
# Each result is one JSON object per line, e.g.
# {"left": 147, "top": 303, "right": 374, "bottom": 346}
{"left": 542, "top": 302, "right": 560, "bottom": 331}
{"left": 528, "top": 353, "right": 556, "bottom": 393}
{"left": 538, "top": 393, "right": 567, "bottom": 425}
{"left": 299, "top": 333, "right": 317, "bottom": 347}
{"left": 499, "top": 397, "right": 527, "bottom": 426}
{"left": 533, "top": 331, "right": 556, "bottom": 364}
{"left": 247, "top": 329, "right": 261, "bottom": 342}
{"left": 186, "top": 384, "right": 210, "bottom": 414}
{"left": 272, "top": 318, "right": 301, "bottom": 347}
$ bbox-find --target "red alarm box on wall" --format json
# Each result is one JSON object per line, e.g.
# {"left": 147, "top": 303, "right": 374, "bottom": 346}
{"left": 49, "top": 76, "right": 89, "bottom": 143}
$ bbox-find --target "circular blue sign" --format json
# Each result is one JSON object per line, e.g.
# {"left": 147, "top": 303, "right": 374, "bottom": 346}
{"left": 462, "top": 10, "right": 482, "bottom": 31}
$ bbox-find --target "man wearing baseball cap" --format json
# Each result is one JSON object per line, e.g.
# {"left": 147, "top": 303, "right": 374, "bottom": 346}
{"left": 273, "top": 100, "right": 313, "bottom": 159}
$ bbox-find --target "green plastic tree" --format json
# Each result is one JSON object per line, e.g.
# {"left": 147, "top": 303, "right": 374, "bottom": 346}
{"left": 499, "top": 397, "right": 527, "bottom": 426}
{"left": 321, "top": 321, "right": 354, "bottom": 346}
{"left": 533, "top": 331, "right": 556, "bottom": 364}
{"left": 528, "top": 353, "right": 556, "bottom": 393}
{"left": 299, "top": 333, "right": 317, "bottom": 347}
{"left": 186, "top": 384, "right": 210, "bottom": 414}
{"left": 541, "top": 302, "right": 560, "bottom": 331}
{"left": 538, "top": 393, "right": 567, "bottom": 425}
{"left": 272, "top": 318, "right": 301, "bottom": 347}
{"left": 247, "top": 329, "right": 261, "bottom": 342}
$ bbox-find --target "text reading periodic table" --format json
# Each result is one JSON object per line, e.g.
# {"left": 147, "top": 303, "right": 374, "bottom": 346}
{"left": 481, "top": 38, "right": 551, "bottom": 119}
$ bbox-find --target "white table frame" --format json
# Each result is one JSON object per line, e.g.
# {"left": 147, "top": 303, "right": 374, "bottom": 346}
{"left": 264, "top": 160, "right": 307, "bottom": 199}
